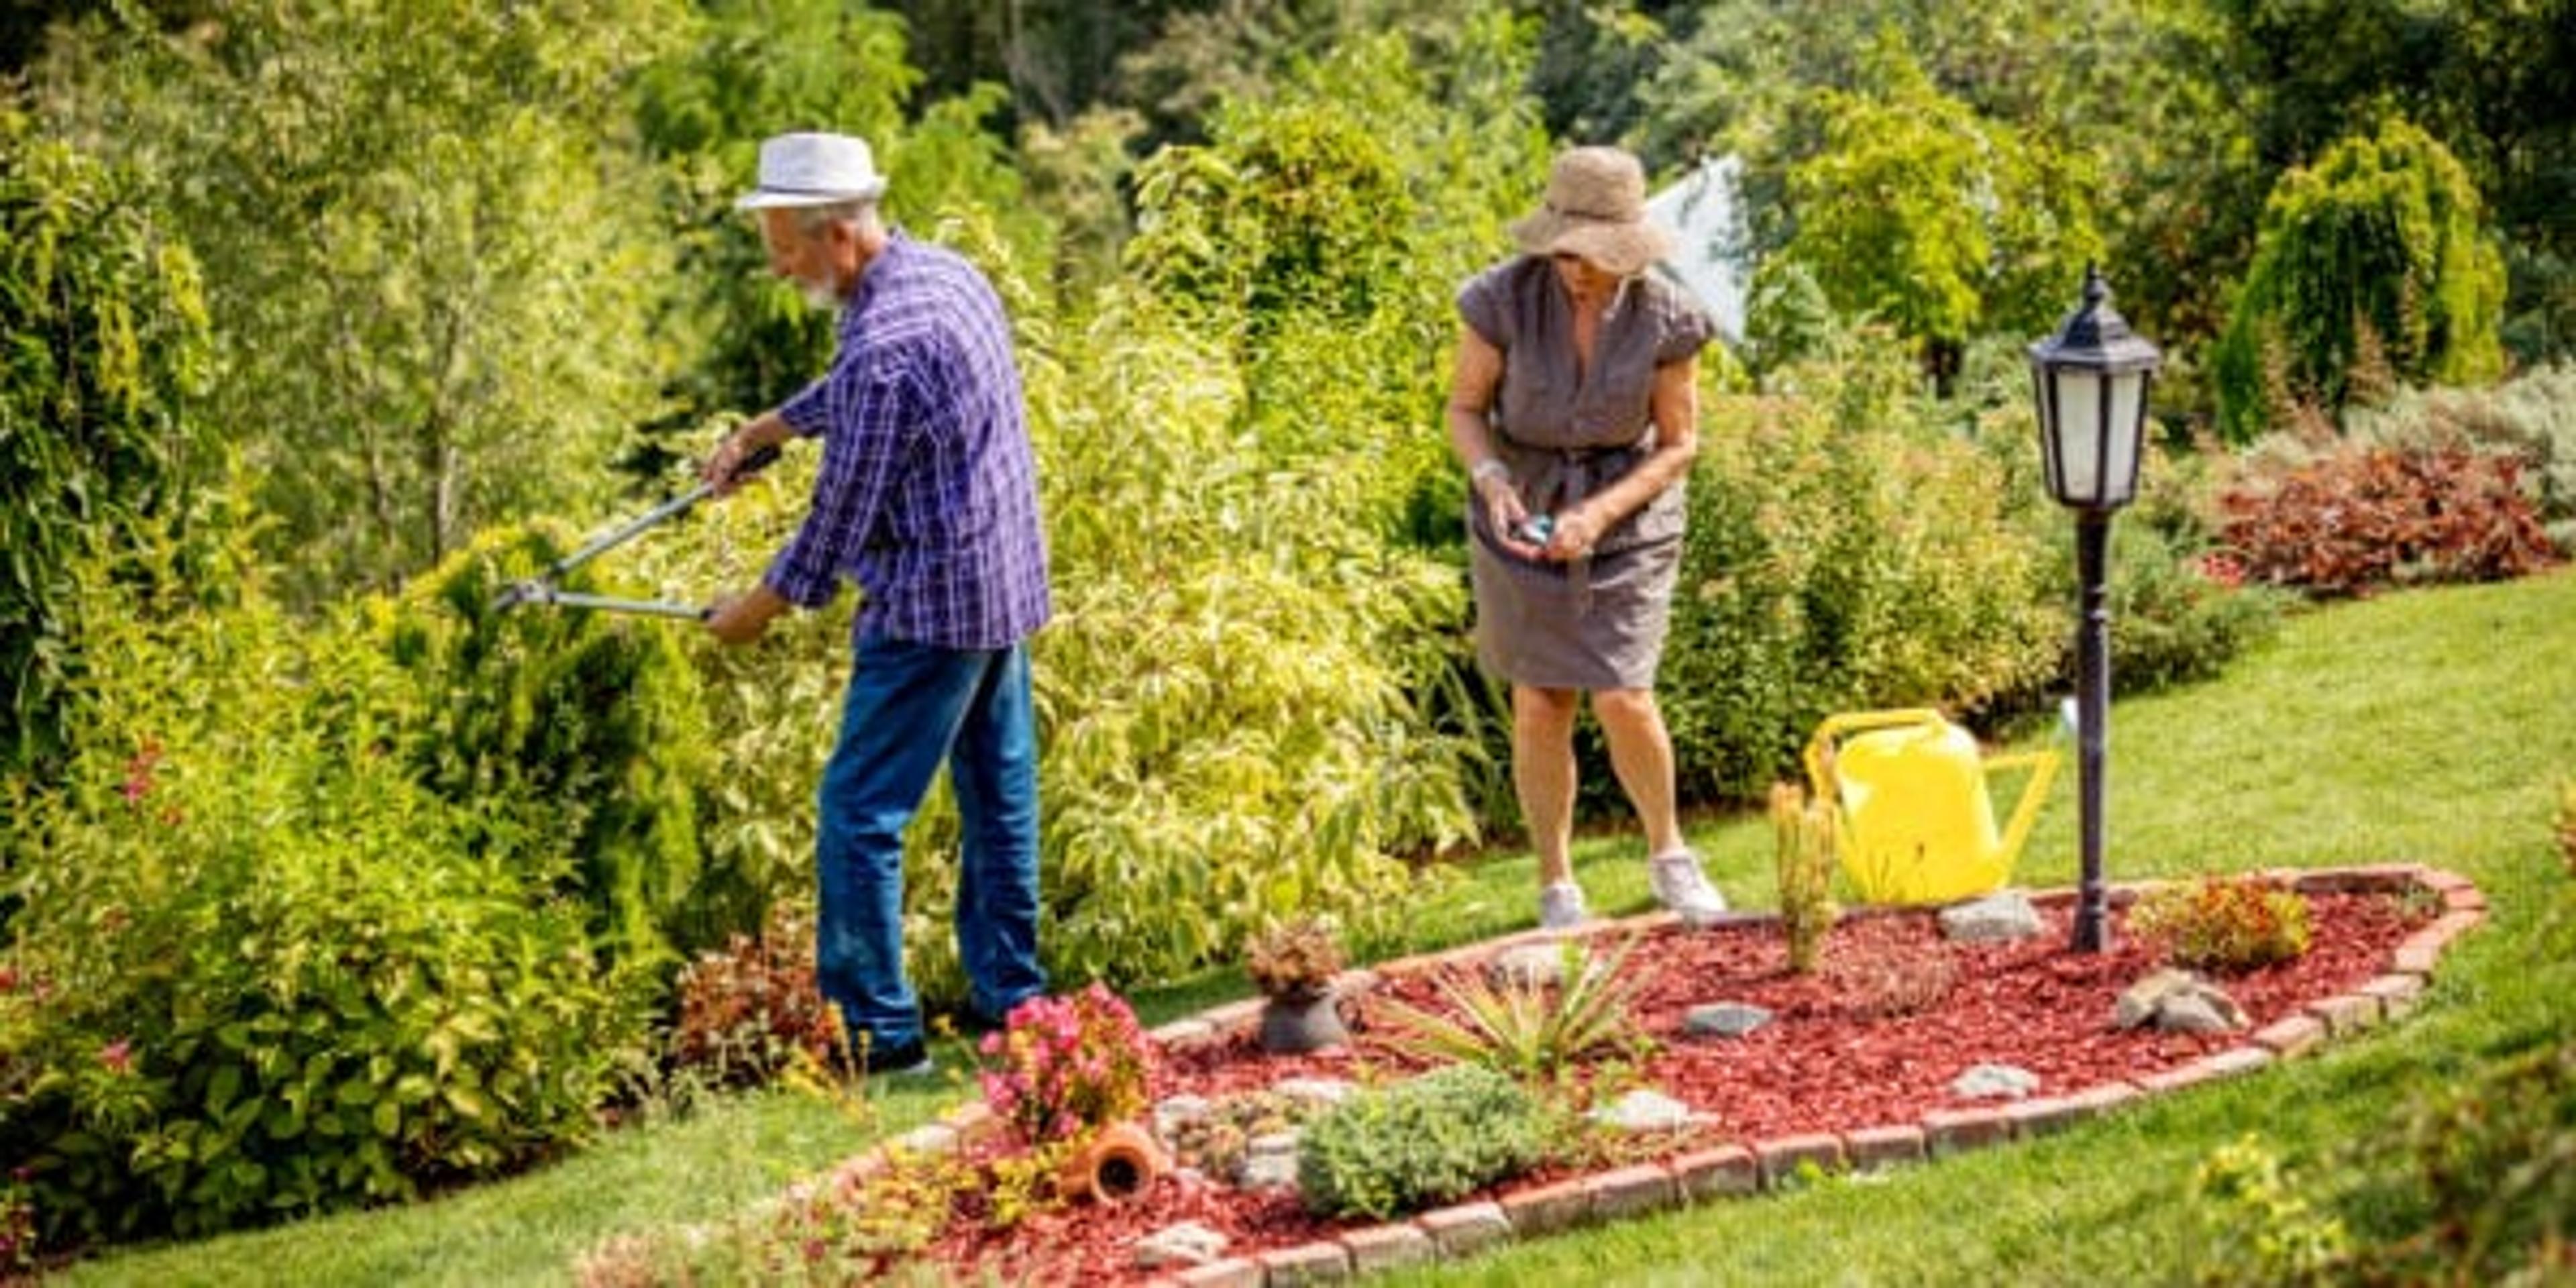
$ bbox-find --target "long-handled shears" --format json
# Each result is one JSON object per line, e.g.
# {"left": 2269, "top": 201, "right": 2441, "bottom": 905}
{"left": 489, "top": 444, "right": 780, "bottom": 621}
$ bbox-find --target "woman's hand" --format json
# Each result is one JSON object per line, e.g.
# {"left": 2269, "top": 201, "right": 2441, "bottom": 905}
{"left": 1479, "top": 471, "right": 1546, "bottom": 558}
{"left": 1543, "top": 504, "right": 1604, "bottom": 561}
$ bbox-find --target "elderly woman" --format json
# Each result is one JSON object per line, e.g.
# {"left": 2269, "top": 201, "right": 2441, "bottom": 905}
{"left": 1446, "top": 145, "right": 1725, "bottom": 931}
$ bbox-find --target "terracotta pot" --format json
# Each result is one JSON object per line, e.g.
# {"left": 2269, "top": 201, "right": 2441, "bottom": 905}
{"left": 1058, "top": 1119, "right": 1168, "bottom": 1204}
{"left": 1257, "top": 988, "right": 1347, "bottom": 1054}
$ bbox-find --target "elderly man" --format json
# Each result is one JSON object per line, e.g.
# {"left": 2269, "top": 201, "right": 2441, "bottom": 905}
{"left": 701, "top": 131, "right": 1051, "bottom": 1077}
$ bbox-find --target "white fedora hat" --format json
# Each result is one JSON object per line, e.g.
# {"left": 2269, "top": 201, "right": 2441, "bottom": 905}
{"left": 735, "top": 132, "right": 888, "bottom": 211}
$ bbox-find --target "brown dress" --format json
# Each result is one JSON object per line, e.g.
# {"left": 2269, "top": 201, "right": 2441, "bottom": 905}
{"left": 1459, "top": 256, "right": 1714, "bottom": 690}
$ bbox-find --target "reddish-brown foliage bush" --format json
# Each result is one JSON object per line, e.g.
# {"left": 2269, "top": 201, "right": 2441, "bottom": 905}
{"left": 668, "top": 904, "right": 837, "bottom": 1086}
{"left": 2218, "top": 443, "right": 2557, "bottom": 597}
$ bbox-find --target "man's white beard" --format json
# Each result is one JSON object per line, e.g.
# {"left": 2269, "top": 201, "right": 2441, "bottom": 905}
{"left": 796, "top": 272, "right": 842, "bottom": 312}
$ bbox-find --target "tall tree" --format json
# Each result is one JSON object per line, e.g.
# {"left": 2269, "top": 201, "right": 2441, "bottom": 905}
{"left": 1773, "top": 32, "right": 2100, "bottom": 386}
{"left": 40, "top": 0, "right": 685, "bottom": 602}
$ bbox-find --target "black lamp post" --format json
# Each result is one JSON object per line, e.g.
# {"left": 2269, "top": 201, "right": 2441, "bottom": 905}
{"left": 2029, "top": 264, "right": 2161, "bottom": 953}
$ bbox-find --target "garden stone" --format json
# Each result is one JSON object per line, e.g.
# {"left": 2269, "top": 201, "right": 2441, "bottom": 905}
{"left": 1489, "top": 942, "right": 1574, "bottom": 989}
{"left": 2114, "top": 969, "right": 2245, "bottom": 1032}
{"left": 1684, "top": 1002, "right": 1774, "bottom": 1038}
{"left": 2156, "top": 992, "right": 2241, "bottom": 1034}
{"left": 1133, "top": 1220, "right": 1230, "bottom": 1269}
{"left": 1939, "top": 891, "right": 2043, "bottom": 943}
{"left": 1949, "top": 1063, "right": 2041, "bottom": 1100}
{"left": 1240, "top": 1133, "right": 1302, "bottom": 1191}
{"left": 1154, "top": 1093, "right": 1213, "bottom": 1141}
{"left": 1591, "top": 1087, "right": 1700, "bottom": 1132}
{"left": 1271, "top": 1077, "right": 1356, "bottom": 1108}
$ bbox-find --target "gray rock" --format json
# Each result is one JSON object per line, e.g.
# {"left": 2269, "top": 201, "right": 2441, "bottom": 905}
{"left": 1949, "top": 1063, "right": 2041, "bottom": 1100}
{"left": 1152, "top": 1093, "right": 1212, "bottom": 1140}
{"left": 1271, "top": 1077, "right": 1356, "bottom": 1109}
{"left": 2156, "top": 994, "right": 2239, "bottom": 1034}
{"left": 1488, "top": 941, "right": 1575, "bottom": 989}
{"left": 2114, "top": 968, "right": 2245, "bottom": 1032}
{"left": 1238, "top": 1141, "right": 1301, "bottom": 1191}
{"left": 1590, "top": 1087, "right": 1700, "bottom": 1132}
{"left": 1132, "top": 1220, "right": 1230, "bottom": 1269}
{"left": 1683, "top": 1002, "right": 1776, "bottom": 1038}
{"left": 1939, "top": 891, "right": 2044, "bottom": 943}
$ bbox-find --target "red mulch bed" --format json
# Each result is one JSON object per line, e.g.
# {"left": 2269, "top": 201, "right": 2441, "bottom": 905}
{"left": 908, "top": 892, "right": 2428, "bottom": 1285}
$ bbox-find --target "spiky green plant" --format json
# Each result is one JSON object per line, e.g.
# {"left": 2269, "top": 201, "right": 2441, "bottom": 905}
{"left": 1772, "top": 782, "right": 1840, "bottom": 973}
{"left": 1367, "top": 935, "right": 1652, "bottom": 1083}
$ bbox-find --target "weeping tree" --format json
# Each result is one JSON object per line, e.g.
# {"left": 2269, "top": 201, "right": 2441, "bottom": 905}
{"left": 2211, "top": 116, "right": 2508, "bottom": 443}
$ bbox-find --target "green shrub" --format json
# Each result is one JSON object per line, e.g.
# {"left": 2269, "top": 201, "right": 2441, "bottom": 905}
{"left": 0, "top": 542, "right": 649, "bottom": 1248}
{"left": 2129, "top": 875, "right": 2313, "bottom": 973}
{"left": 1297, "top": 1065, "right": 1552, "bottom": 1220}
{"left": 1663, "top": 357, "right": 2059, "bottom": 801}
{"left": 2211, "top": 117, "right": 2508, "bottom": 443}
{"left": 379, "top": 525, "right": 718, "bottom": 962}
{"left": 2190, "top": 1134, "right": 2351, "bottom": 1286}
{"left": 0, "top": 106, "right": 218, "bottom": 776}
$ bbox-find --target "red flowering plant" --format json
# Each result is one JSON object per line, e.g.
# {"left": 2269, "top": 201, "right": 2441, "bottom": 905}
{"left": 977, "top": 983, "right": 1157, "bottom": 1147}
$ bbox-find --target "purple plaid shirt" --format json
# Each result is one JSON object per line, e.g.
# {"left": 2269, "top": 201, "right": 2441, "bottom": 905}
{"left": 767, "top": 233, "right": 1051, "bottom": 650}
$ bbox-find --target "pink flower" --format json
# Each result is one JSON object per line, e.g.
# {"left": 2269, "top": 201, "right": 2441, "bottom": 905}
{"left": 99, "top": 1038, "right": 134, "bottom": 1075}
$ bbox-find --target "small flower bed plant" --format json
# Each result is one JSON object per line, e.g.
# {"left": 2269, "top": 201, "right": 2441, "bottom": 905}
{"left": 1242, "top": 916, "right": 1345, "bottom": 1000}
{"left": 2130, "top": 874, "right": 2314, "bottom": 972}
{"left": 978, "top": 983, "right": 1157, "bottom": 1148}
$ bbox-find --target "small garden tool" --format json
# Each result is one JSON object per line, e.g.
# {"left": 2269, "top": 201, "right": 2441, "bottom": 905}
{"left": 489, "top": 444, "right": 779, "bottom": 621}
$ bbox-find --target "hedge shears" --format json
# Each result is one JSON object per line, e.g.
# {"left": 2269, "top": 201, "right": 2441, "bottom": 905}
{"left": 489, "top": 444, "right": 780, "bottom": 621}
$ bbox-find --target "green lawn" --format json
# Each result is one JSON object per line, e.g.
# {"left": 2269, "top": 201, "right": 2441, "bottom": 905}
{"left": 61, "top": 570, "right": 2576, "bottom": 1286}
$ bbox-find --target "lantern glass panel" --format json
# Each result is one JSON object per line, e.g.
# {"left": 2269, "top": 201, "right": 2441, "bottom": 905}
{"left": 2051, "top": 366, "right": 2105, "bottom": 502}
{"left": 2103, "top": 368, "right": 2145, "bottom": 504}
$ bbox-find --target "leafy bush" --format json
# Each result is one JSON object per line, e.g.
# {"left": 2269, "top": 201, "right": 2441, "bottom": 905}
{"left": 2190, "top": 1135, "right": 2351, "bottom": 1286}
{"left": 665, "top": 902, "right": 836, "bottom": 1090}
{"left": 2216, "top": 439, "right": 2559, "bottom": 598}
{"left": 2211, "top": 117, "right": 2508, "bottom": 443}
{"left": 1664, "top": 349, "right": 2060, "bottom": 801}
{"left": 0, "top": 107, "right": 217, "bottom": 775}
{"left": 1368, "top": 937, "right": 1650, "bottom": 1083}
{"left": 0, "top": 541, "right": 649, "bottom": 1248}
{"left": 2344, "top": 362, "right": 2576, "bottom": 553}
{"left": 2129, "top": 876, "right": 2314, "bottom": 973}
{"left": 1297, "top": 1065, "right": 1552, "bottom": 1220}
{"left": 380, "top": 526, "right": 717, "bottom": 962}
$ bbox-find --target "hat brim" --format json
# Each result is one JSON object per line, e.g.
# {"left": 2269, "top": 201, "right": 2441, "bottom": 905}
{"left": 1509, "top": 208, "right": 1674, "bottom": 278}
{"left": 734, "top": 179, "right": 888, "bottom": 212}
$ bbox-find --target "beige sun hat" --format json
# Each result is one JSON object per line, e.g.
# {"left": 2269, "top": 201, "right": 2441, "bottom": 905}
{"left": 735, "top": 131, "right": 888, "bottom": 211}
{"left": 1507, "top": 146, "right": 1675, "bottom": 278}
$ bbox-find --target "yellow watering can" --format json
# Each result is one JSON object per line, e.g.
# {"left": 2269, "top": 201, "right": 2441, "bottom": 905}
{"left": 1801, "top": 709, "right": 2059, "bottom": 906}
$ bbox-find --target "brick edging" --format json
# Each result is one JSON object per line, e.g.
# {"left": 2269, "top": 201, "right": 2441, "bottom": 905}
{"left": 928, "top": 865, "right": 2478, "bottom": 1287}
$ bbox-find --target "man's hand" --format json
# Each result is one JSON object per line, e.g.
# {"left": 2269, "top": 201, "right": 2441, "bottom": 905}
{"left": 705, "top": 584, "right": 790, "bottom": 645}
{"left": 702, "top": 413, "right": 792, "bottom": 497}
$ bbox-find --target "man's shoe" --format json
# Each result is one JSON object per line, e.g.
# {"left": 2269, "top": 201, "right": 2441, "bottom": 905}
{"left": 845, "top": 1036, "right": 934, "bottom": 1079}
{"left": 1648, "top": 851, "right": 1728, "bottom": 928}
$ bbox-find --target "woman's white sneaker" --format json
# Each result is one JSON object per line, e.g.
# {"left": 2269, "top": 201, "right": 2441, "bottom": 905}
{"left": 1538, "top": 881, "right": 1589, "bottom": 930}
{"left": 1648, "top": 851, "right": 1727, "bottom": 927}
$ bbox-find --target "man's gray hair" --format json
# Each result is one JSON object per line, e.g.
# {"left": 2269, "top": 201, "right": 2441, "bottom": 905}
{"left": 793, "top": 199, "right": 878, "bottom": 237}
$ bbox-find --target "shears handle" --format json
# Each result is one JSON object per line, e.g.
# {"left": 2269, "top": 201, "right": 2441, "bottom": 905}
{"left": 490, "top": 442, "right": 784, "bottom": 612}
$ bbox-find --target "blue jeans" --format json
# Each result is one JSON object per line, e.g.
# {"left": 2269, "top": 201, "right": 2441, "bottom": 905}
{"left": 814, "top": 634, "right": 1044, "bottom": 1051}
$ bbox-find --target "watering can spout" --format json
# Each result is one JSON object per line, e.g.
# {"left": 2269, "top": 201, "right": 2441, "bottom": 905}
{"left": 1802, "top": 710, "right": 2060, "bottom": 906}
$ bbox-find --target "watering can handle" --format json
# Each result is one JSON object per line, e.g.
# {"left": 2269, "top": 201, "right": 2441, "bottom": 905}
{"left": 1801, "top": 708, "right": 1949, "bottom": 802}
